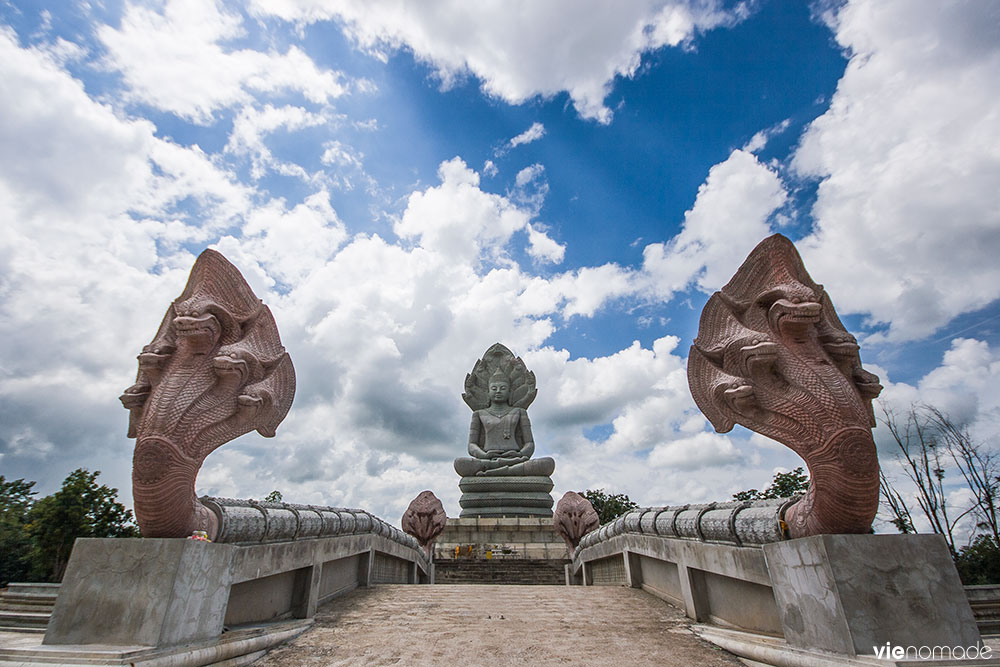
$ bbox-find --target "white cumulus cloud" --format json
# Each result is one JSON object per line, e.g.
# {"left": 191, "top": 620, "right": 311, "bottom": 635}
{"left": 526, "top": 224, "right": 566, "bottom": 264}
{"left": 249, "top": 0, "right": 748, "bottom": 123}
{"left": 394, "top": 157, "right": 533, "bottom": 264}
{"left": 742, "top": 118, "right": 791, "bottom": 153}
{"left": 99, "top": 0, "right": 351, "bottom": 123}
{"left": 505, "top": 122, "right": 545, "bottom": 152}
{"left": 226, "top": 104, "right": 327, "bottom": 181}
{"left": 641, "top": 149, "right": 787, "bottom": 299}
{"left": 649, "top": 431, "right": 743, "bottom": 471}
{"left": 793, "top": 0, "right": 1000, "bottom": 343}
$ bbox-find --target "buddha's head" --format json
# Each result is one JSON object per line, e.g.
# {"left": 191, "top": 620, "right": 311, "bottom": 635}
{"left": 488, "top": 369, "right": 511, "bottom": 406}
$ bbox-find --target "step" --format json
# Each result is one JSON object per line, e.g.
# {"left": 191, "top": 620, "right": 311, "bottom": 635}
{"left": 978, "top": 620, "right": 1000, "bottom": 636}
{"left": 3, "top": 583, "right": 60, "bottom": 596}
{"left": 0, "top": 625, "right": 45, "bottom": 634}
{"left": 247, "top": 584, "right": 745, "bottom": 665}
{"left": 434, "top": 559, "right": 567, "bottom": 585}
{"left": 0, "top": 602, "right": 53, "bottom": 614}
{"left": 0, "top": 583, "right": 59, "bottom": 622}
{"left": 966, "top": 589, "right": 1000, "bottom": 636}
{"left": 0, "top": 611, "right": 50, "bottom": 628}
{"left": 0, "top": 592, "right": 58, "bottom": 606}
{"left": 0, "top": 602, "right": 55, "bottom": 614}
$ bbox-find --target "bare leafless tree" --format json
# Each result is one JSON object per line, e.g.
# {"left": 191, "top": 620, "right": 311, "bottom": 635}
{"left": 877, "top": 402, "right": 981, "bottom": 554}
{"left": 923, "top": 405, "right": 1000, "bottom": 546}
{"left": 879, "top": 465, "right": 914, "bottom": 533}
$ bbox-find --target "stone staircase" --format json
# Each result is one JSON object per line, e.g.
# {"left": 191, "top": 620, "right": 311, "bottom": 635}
{"left": 251, "top": 584, "right": 743, "bottom": 666}
{"left": 0, "top": 583, "right": 59, "bottom": 633}
{"left": 433, "top": 558, "right": 568, "bottom": 585}
{"left": 967, "top": 585, "right": 1000, "bottom": 635}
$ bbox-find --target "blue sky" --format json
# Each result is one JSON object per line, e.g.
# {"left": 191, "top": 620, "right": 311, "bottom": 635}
{"left": 1, "top": 0, "right": 999, "bottom": 534}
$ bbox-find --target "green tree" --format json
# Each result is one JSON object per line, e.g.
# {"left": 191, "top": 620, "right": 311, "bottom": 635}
{"left": 0, "top": 476, "right": 37, "bottom": 586}
{"left": 733, "top": 467, "right": 809, "bottom": 502}
{"left": 954, "top": 535, "right": 1000, "bottom": 585}
{"left": 583, "top": 489, "right": 638, "bottom": 525}
{"left": 25, "top": 469, "right": 139, "bottom": 582}
{"left": 263, "top": 490, "right": 283, "bottom": 503}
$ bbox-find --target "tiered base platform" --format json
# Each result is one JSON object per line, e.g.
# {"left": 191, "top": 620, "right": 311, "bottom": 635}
{"left": 457, "top": 475, "right": 553, "bottom": 517}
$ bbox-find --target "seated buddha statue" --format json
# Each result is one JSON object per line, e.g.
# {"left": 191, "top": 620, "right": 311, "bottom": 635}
{"left": 454, "top": 343, "right": 555, "bottom": 517}
{"left": 453, "top": 369, "right": 555, "bottom": 477}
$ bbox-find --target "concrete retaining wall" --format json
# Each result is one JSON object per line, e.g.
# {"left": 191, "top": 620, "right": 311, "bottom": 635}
{"left": 571, "top": 527, "right": 981, "bottom": 658}
{"left": 573, "top": 532, "right": 780, "bottom": 635}
{"left": 44, "top": 529, "right": 430, "bottom": 651}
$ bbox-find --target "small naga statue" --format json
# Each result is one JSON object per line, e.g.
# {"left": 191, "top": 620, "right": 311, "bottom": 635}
{"left": 553, "top": 491, "right": 600, "bottom": 557}
{"left": 687, "top": 234, "right": 883, "bottom": 538}
{"left": 402, "top": 490, "right": 447, "bottom": 557}
{"left": 454, "top": 343, "right": 555, "bottom": 517}
{"left": 120, "top": 249, "right": 295, "bottom": 539}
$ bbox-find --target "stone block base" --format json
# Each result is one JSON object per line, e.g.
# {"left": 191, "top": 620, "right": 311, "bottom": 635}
{"left": 45, "top": 538, "right": 234, "bottom": 647}
{"left": 434, "top": 517, "right": 568, "bottom": 560}
{"left": 763, "top": 534, "right": 981, "bottom": 656}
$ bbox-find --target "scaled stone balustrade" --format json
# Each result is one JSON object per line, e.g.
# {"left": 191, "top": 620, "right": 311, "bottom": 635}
{"left": 200, "top": 497, "right": 424, "bottom": 565}
{"left": 575, "top": 497, "right": 799, "bottom": 553}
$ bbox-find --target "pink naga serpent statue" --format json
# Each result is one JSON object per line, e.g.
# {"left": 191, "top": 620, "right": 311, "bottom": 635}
{"left": 687, "top": 234, "right": 883, "bottom": 538}
{"left": 553, "top": 491, "right": 600, "bottom": 557}
{"left": 120, "top": 250, "right": 295, "bottom": 539}
{"left": 401, "top": 490, "right": 447, "bottom": 557}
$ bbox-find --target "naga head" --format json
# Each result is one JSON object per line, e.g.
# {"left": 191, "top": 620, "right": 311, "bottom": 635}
{"left": 169, "top": 251, "right": 263, "bottom": 355}
{"left": 687, "top": 234, "right": 882, "bottom": 537}
{"left": 171, "top": 303, "right": 223, "bottom": 355}
{"left": 553, "top": 491, "right": 600, "bottom": 557}
{"left": 121, "top": 249, "right": 295, "bottom": 538}
{"left": 402, "top": 490, "right": 447, "bottom": 557}
{"left": 462, "top": 343, "right": 536, "bottom": 411}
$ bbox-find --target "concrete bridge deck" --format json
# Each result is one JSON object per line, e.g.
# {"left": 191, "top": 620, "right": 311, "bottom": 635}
{"left": 254, "top": 583, "right": 743, "bottom": 666}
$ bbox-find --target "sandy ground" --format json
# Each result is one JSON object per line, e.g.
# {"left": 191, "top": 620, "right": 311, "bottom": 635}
{"left": 253, "top": 584, "right": 744, "bottom": 667}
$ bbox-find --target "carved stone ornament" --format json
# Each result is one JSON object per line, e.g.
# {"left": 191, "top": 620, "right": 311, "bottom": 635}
{"left": 553, "top": 492, "right": 600, "bottom": 557}
{"left": 401, "top": 490, "right": 447, "bottom": 556}
{"left": 462, "top": 342, "right": 537, "bottom": 411}
{"left": 121, "top": 249, "right": 295, "bottom": 539}
{"left": 687, "top": 234, "right": 882, "bottom": 538}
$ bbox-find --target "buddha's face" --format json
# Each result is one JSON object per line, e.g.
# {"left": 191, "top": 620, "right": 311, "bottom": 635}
{"left": 489, "top": 381, "right": 510, "bottom": 405}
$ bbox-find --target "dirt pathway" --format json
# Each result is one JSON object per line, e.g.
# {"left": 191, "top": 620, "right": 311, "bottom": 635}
{"left": 254, "top": 584, "right": 742, "bottom": 666}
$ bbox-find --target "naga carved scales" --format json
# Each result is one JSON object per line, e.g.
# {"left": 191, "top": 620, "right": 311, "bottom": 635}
{"left": 688, "top": 234, "right": 882, "bottom": 537}
{"left": 121, "top": 249, "right": 295, "bottom": 539}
